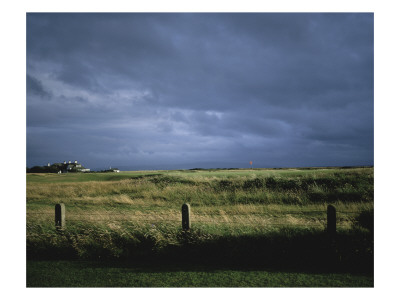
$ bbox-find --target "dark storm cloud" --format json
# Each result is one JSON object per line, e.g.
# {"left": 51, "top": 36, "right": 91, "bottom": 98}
{"left": 26, "top": 74, "right": 50, "bottom": 98}
{"left": 27, "top": 13, "right": 373, "bottom": 169}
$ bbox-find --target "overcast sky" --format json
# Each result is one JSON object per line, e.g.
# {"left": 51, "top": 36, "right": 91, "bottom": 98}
{"left": 26, "top": 13, "right": 373, "bottom": 170}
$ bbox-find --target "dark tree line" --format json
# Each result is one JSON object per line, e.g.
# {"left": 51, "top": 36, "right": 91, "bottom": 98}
{"left": 26, "top": 165, "right": 75, "bottom": 173}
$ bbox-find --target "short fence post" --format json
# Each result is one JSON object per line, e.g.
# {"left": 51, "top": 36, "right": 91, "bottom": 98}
{"left": 55, "top": 203, "right": 66, "bottom": 230}
{"left": 182, "top": 203, "right": 191, "bottom": 231}
{"left": 327, "top": 204, "right": 336, "bottom": 236}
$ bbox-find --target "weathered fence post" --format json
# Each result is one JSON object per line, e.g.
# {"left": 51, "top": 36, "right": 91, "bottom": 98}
{"left": 327, "top": 204, "right": 336, "bottom": 236}
{"left": 55, "top": 203, "right": 65, "bottom": 230}
{"left": 182, "top": 203, "right": 191, "bottom": 231}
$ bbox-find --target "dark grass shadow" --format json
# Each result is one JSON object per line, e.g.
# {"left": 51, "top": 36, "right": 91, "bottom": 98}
{"left": 27, "top": 229, "right": 373, "bottom": 275}
{"left": 26, "top": 259, "right": 374, "bottom": 287}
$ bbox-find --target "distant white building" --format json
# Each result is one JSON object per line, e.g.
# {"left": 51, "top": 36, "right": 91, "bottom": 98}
{"left": 52, "top": 160, "right": 90, "bottom": 173}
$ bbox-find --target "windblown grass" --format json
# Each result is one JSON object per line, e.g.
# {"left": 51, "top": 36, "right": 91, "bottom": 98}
{"left": 26, "top": 167, "right": 374, "bottom": 275}
{"left": 26, "top": 167, "right": 373, "bottom": 231}
{"left": 27, "top": 167, "right": 373, "bottom": 205}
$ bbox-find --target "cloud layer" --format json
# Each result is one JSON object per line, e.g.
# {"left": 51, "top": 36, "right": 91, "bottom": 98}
{"left": 27, "top": 13, "right": 373, "bottom": 170}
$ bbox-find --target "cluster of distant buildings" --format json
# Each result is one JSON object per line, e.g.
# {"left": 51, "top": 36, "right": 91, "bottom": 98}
{"left": 49, "top": 160, "right": 91, "bottom": 173}
{"left": 27, "top": 160, "right": 121, "bottom": 173}
{"left": 26, "top": 160, "right": 123, "bottom": 174}
{"left": 25, "top": 160, "right": 91, "bottom": 173}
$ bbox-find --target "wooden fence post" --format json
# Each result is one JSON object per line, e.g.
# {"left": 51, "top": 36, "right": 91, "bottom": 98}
{"left": 327, "top": 204, "right": 336, "bottom": 236}
{"left": 55, "top": 203, "right": 65, "bottom": 229}
{"left": 182, "top": 203, "right": 191, "bottom": 231}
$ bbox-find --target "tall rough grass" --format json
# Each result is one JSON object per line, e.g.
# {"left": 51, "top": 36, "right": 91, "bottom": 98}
{"left": 27, "top": 167, "right": 373, "bottom": 206}
{"left": 26, "top": 167, "right": 373, "bottom": 271}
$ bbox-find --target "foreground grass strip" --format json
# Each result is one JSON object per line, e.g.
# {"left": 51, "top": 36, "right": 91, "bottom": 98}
{"left": 26, "top": 260, "right": 373, "bottom": 287}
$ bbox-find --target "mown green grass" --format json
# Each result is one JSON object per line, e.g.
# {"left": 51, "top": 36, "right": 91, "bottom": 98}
{"left": 26, "top": 171, "right": 160, "bottom": 183}
{"left": 26, "top": 260, "right": 373, "bottom": 287}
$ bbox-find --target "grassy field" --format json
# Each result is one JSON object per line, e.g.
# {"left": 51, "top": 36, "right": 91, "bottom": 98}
{"left": 27, "top": 260, "right": 373, "bottom": 287}
{"left": 26, "top": 167, "right": 374, "bottom": 287}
